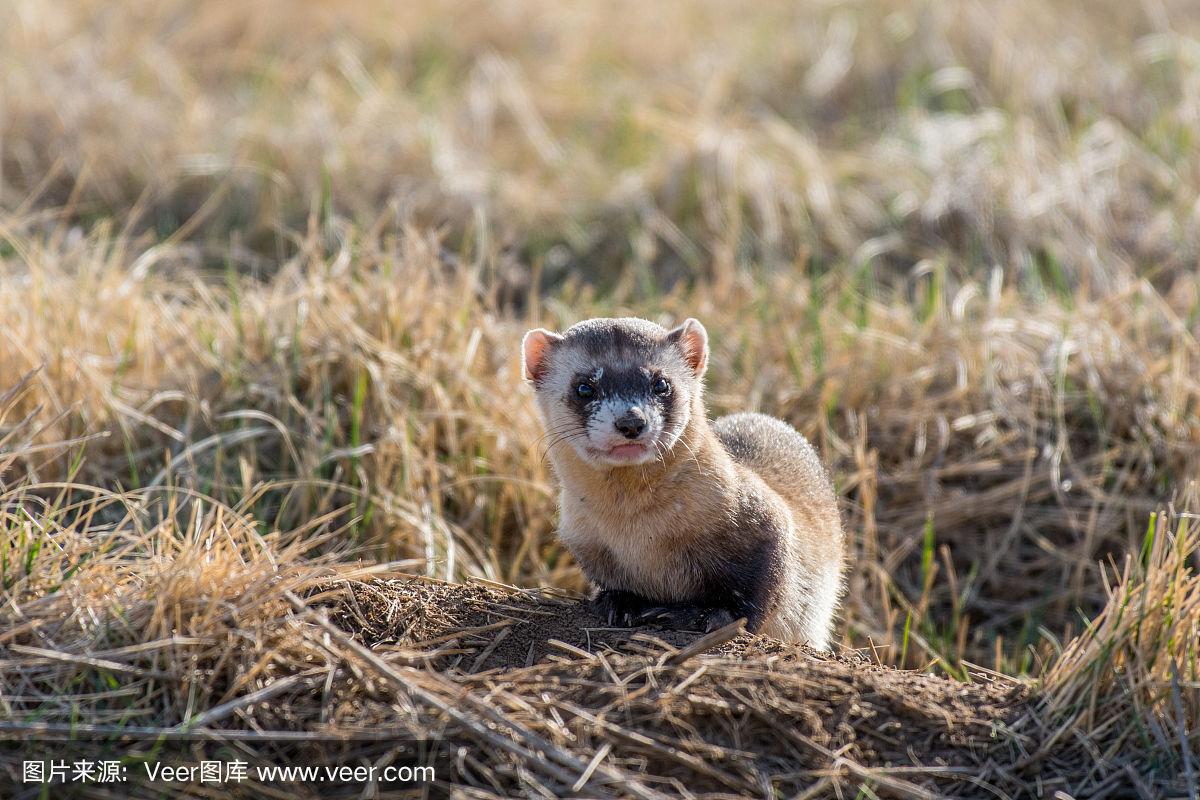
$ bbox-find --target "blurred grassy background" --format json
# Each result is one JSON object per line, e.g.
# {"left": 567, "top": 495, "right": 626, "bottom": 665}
{"left": 2, "top": 0, "right": 1199, "bottom": 682}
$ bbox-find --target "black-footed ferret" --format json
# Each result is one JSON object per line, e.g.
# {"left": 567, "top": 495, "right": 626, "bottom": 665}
{"left": 522, "top": 316, "right": 845, "bottom": 648}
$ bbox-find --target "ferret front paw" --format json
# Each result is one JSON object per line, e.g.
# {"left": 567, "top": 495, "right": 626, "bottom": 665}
{"left": 592, "top": 589, "right": 655, "bottom": 627}
{"left": 637, "top": 604, "right": 738, "bottom": 633}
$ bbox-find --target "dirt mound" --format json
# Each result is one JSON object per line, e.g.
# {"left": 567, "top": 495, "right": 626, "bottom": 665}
{"left": 329, "top": 577, "right": 812, "bottom": 669}
{"left": 4, "top": 568, "right": 1177, "bottom": 798}
{"left": 321, "top": 577, "right": 1030, "bottom": 798}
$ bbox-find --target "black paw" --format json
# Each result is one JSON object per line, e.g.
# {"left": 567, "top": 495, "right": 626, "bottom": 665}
{"left": 635, "top": 604, "right": 738, "bottom": 633}
{"left": 591, "top": 589, "right": 655, "bottom": 627}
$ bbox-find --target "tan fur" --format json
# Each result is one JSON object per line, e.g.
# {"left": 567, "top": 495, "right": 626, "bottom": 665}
{"left": 554, "top": 394, "right": 735, "bottom": 601}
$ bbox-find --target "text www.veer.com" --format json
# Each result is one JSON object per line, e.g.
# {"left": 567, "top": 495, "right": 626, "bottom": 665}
{"left": 142, "top": 762, "right": 435, "bottom": 784}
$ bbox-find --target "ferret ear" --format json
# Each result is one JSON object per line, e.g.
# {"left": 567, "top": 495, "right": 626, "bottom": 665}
{"left": 668, "top": 318, "right": 708, "bottom": 377}
{"left": 522, "top": 328, "right": 563, "bottom": 382}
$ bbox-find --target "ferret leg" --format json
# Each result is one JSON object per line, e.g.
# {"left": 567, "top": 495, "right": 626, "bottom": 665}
{"left": 591, "top": 588, "right": 658, "bottom": 626}
{"left": 636, "top": 548, "right": 776, "bottom": 634}
{"left": 636, "top": 603, "right": 745, "bottom": 634}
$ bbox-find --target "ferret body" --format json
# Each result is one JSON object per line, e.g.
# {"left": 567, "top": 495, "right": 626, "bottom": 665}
{"left": 522, "top": 317, "right": 844, "bottom": 648}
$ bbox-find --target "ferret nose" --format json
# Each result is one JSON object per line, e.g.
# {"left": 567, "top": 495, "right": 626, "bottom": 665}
{"left": 614, "top": 408, "right": 647, "bottom": 439}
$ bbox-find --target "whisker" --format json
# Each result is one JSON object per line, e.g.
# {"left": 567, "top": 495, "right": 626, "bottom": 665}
{"left": 673, "top": 430, "right": 704, "bottom": 476}
{"left": 527, "top": 421, "right": 588, "bottom": 453}
{"left": 537, "top": 430, "right": 588, "bottom": 467}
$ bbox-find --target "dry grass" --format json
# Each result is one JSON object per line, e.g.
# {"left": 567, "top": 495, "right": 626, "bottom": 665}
{"left": 1031, "top": 503, "right": 1200, "bottom": 794}
{"left": 5, "top": 230, "right": 1197, "bottom": 675}
{"left": 3, "top": 0, "right": 1200, "bottom": 795}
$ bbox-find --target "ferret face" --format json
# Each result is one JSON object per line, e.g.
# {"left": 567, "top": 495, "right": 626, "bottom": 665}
{"left": 522, "top": 317, "right": 709, "bottom": 468}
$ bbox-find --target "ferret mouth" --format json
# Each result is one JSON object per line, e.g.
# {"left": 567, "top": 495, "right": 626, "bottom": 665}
{"left": 588, "top": 442, "right": 654, "bottom": 463}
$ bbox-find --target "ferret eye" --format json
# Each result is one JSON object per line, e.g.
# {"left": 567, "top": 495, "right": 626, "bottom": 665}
{"left": 652, "top": 377, "right": 671, "bottom": 396}
{"left": 575, "top": 382, "right": 594, "bottom": 399}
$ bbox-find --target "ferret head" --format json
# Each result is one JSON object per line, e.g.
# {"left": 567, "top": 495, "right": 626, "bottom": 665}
{"left": 522, "top": 317, "right": 708, "bottom": 468}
